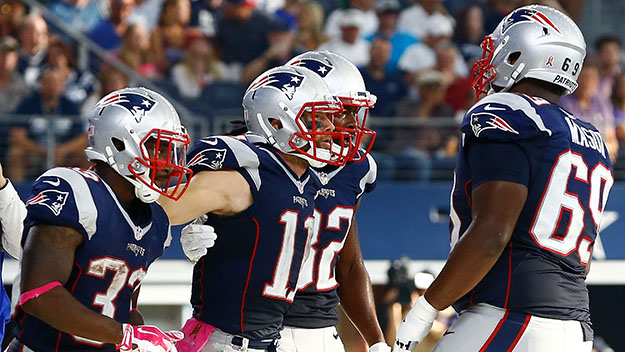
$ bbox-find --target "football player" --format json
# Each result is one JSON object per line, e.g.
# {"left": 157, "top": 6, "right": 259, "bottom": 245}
{"left": 394, "top": 5, "right": 613, "bottom": 352}
{"left": 279, "top": 51, "right": 390, "bottom": 352}
{"left": 10, "top": 87, "right": 190, "bottom": 352}
{"left": 0, "top": 161, "right": 26, "bottom": 341}
{"left": 157, "top": 66, "right": 352, "bottom": 352}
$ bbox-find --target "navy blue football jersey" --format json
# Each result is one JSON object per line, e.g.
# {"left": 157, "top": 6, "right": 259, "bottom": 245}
{"left": 283, "top": 151, "right": 377, "bottom": 328}
{"left": 451, "top": 93, "right": 613, "bottom": 322}
{"left": 186, "top": 135, "right": 321, "bottom": 340}
{"left": 15, "top": 167, "right": 172, "bottom": 352}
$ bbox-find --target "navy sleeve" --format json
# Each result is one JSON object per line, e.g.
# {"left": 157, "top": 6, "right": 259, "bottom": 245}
{"left": 466, "top": 139, "right": 531, "bottom": 189}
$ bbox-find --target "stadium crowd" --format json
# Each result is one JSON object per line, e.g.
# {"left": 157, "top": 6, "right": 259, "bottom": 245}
{"left": 3, "top": 0, "right": 624, "bottom": 182}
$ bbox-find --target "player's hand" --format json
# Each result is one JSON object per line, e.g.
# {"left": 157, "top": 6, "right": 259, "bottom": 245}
{"left": 393, "top": 296, "right": 439, "bottom": 351}
{"left": 369, "top": 342, "right": 392, "bottom": 352}
{"left": 117, "top": 324, "right": 183, "bottom": 352}
{"left": 180, "top": 216, "right": 217, "bottom": 264}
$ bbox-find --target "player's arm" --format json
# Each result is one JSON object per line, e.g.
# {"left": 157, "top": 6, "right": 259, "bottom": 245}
{"left": 20, "top": 224, "right": 124, "bottom": 344}
{"left": 159, "top": 169, "right": 253, "bottom": 225}
{"left": 424, "top": 180, "right": 527, "bottom": 309}
{"left": 336, "top": 201, "right": 387, "bottom": 350}
{"left": 0, "top": 162, "right": 26, "bottom": 259}
{"left": 129, "top": 287, "right": 144, "bottom": 326}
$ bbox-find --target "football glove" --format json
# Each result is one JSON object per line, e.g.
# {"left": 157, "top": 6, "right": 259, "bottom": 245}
{"left": 180, "top": 216, "right": 217, "bottom": 264}
{"left": 369, "top": 342, "right": 392, "bottom": 352}
{"left": 393, "top": 296, "right": 439, "bottom": 351}
{"left": 117, "top": 324, "right": 183, "bottom": 352}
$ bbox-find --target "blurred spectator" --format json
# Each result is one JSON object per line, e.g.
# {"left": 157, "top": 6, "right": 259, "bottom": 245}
{"left": 398, "top": 15, "right": 468, "bottom": 83}
{"left": 172, "top": 34, "right": 226, "bottom": 98}
{"left": 359, "top": 37, "right": 407, "bottom": 118}
{"left": 610, "top": 73, "right": 625, "bottom": 144}
{"left": 435, "top": 42, "right": 474, "bottom": 113}
{"left": 189, "top": 0, "right": 222, "bottom": 37}
{"left": 118, "top": 22, "right": 159, "bottom": 77}
{"left": 0, "top": 36, "right": 29, "bottom": 114}
{"left": 214, "top": 0, "right": 271, "bottom": 78}
{"left": 88, "top": 0, "right": 135, "bottom": 51}
{"left": 483, "top": 0, "right": 520, "bottom": 33}
{"left": 128, "top": 0, "right": 165, "bottom": 31}
{"left": 0, "top": 0, "right": 25, "bottom": 38}
{"left": 293, "top": 1, "right": 325, "bottom": 52}
{"left": 396, "top": 70, "right": 452, "bottom": 119}
{"left": 17, "top": 14, "right": 49, "bottom": 89}
{"left": 49, "top": 0, "right": 105, "bottom": 34}
{"left": 452, "top": 4, "right": 484, "bottom": 67}
{"left": 240, "top": 17, "right": 296, "bottom": 84}
{"left": 45, "top": 37, "right": 97, "bottom": 105}
{"left": 381, "top": 259, "right": 455, "bottom": 352}
{"left": 80, "top": 66, "right": 129, "bottom": 118}
{"left": 595, "top": 35, "right": 622, "bottom": 102}
{"left": 149, "top": 0, "right": 197, "bottom": 73}
{"left": 560, "top": 62, "right": 619, "bottom": 162}
{"left": 396, "top": 0, "right": 454, "bottom": 41}
{"left": 9, "top": 67, "right": 85, "bottom": 181}
{"left": 366, "top": 0, "right": 418, "bottom": 72}
{"left": 273, "top": 0, "right": 302, "bottom": 33}
{"left": 318, "top": 9, "right": 370, "bottom": 67}
{"left": 324, "top": 0, "right": 378, "bottom": 40}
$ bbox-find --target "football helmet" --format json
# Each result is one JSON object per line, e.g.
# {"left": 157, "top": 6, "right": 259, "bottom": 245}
{"left": 472, "top": 5, "right": 586, "bottom": 100}
{"left": 287, "top": 50, "right": 377, "bottom": 161}
{"left": 243, "top": 65, "right": 350, "bottom": 168}
{"left": 85, "top": 87, "right": 192, "bottom": 203}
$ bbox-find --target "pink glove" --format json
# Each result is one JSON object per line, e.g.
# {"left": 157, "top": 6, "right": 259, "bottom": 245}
{"left": 117, "top": 324, "right": 184, "bottom": 352}
{"left": 176, "top": 318, "right": 217, "bottom": 352}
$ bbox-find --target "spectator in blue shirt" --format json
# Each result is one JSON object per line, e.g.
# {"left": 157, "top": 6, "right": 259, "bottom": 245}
{"left": 366, "top": 0, "right": 419, "bottom": 72}
{"left": 8, "top": 67, "right": 86, "bottom": 181}
{"left": 88, "top": 0, "right": 135, "bottom": 51}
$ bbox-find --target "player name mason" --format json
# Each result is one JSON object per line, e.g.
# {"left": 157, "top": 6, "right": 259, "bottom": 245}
{"left": 563, "top": 114, "right": 607, "bottom": 159}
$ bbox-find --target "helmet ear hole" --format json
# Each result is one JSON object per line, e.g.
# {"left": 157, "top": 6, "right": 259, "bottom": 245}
{"left": 112, "top": 138, "right": 125, "bottom": 152}
{"left": 508, "top": 52, "right": 521, "bottom": 65}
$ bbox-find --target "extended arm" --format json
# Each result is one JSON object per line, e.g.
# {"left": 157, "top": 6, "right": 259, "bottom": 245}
{"left": 424, "top": 180, "right": 527, "bottom": 309}
{"left": 394, "top": 181, "right": 527, "bottom": 351}
{"left": 20, "top": 224, "right": 124, "bottom": 344}
{"left": 336, "top": 203, "right": 386, "bottom": 349}
{"left": 159, "top": 169, "right": 253, "bottom": 225}
{"left": 0, "top": 164, "right": 26, "bottom": 259}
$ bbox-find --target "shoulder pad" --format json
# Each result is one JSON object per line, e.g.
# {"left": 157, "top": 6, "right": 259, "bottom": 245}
{"left": 187, "top": 136, "right": 261, "bottom": 173}
{"left": 462, "top": 93, "right": 552, "bottom": 141}
{"left": 26, "top": 167, "right": 98, "bottom": 239}
{"left": 359, "top": 153, "right": 377, "bottom": 196}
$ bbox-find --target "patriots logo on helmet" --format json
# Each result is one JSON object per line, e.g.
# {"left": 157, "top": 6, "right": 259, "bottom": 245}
{"left": 26, "top": 189, "right": 69, "bottom": 216}
{"left": 290, "top": 58, "right": 334, "bottom": 78}
{"left": 187, "top": 148, "right": 228, "bottom": 170}
{"left": 95, "top": 92, "right": 158, "bottom": 123}
{"left": 247, "top": 72, "right": 305, "bottom": 100}
{"left": 501, "top": 8, "right": 561, "bottom": 34}
{"left": 470, "top": 111, "right": 519, "bottom": 137}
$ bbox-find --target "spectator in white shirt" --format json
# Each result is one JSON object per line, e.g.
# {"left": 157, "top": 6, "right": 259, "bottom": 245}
{"left": 319, "top": 9, "right": 370, "bottom": 67}
{"left": 396, "top": 0, "right": 453, "bottom": 41}
{"left": 324, "top": 0, "right": 378, "bottom": 40}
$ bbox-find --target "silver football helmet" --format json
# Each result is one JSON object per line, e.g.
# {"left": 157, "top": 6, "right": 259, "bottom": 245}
{"left": 243, "top": 65, "right": 350, "bottom": 167}
{"left": 287, "top": 50, "right": 377, "bottom": 161}
{"left": 85, "top": 87, "right": 192, "bottom": 203}
{"left": 472, "top": 5, "right": 586, "bottom": 99}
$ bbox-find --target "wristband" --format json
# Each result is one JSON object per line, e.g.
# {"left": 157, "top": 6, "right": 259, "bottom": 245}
{"left": 18, "top": 281, "right": 63, "bottom": 306}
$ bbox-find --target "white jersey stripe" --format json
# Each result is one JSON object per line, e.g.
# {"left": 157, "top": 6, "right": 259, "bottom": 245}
{"left": 471, "top": 93, "right": 553, "bottom": 136}
{"left": 218, "top": 136, "right": 262, "bottom": 191}
{"left": 357, "top": 153, "right": 378, "bottom": 199}
{"left": 39, "top": 168, "right": 98, "bottom": 239}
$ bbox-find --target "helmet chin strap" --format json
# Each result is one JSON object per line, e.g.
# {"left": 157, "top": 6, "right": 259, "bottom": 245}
{"left": 289, "top": 149, "right": 328, "bottom": 169}
{"left": 123, "top": 174, "right": 161, "bottom": 203}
